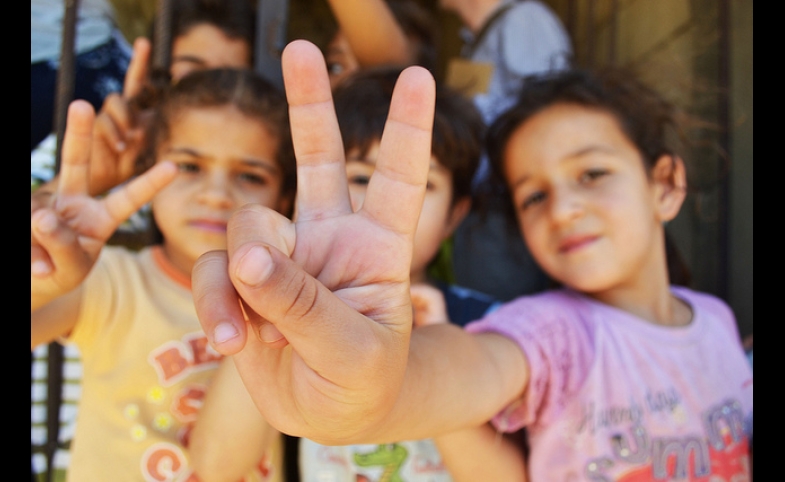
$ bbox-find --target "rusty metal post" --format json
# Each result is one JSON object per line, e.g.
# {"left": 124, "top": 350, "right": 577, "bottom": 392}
{"left": 255, "top": 0, "right": 289, "bottom": 90}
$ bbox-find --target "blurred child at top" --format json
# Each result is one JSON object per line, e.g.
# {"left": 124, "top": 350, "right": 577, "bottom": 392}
{"left": 324, "top": 0, "right": 437, "bottom": 90}
{"left": 32, "top": 0, "right": 257, "bottom": 197}
{"left": 30, "top": 68, "right": 296, "bottom": 482}
{"left": 190, "top": 44, "right": 753, "bottom": 481}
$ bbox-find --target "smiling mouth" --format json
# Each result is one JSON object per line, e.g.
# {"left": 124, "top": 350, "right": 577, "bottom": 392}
{"left": 558, "top": 235, "right": 600, "bottom": 254}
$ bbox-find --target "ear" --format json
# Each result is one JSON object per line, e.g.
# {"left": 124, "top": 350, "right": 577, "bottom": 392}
{"left": 651, "top": 155, "right": 687, "bottom": 223}
{"left": 442, "top": 196, "right": 472, "bottom": 239}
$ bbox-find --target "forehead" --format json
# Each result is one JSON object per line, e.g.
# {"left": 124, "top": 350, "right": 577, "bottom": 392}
{"left": 162, "top": 106, "right": 278, "bottom": 160}
{"left": 504, "top": 103, "right": 638, "bottom": 172}
{"left": 346, "top": 142, "right": 447, "bottom": 173}
{"left": 171, "top": 23, "right": 250, "bottom": 68}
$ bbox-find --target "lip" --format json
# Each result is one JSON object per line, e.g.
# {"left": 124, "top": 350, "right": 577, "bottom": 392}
{"left": 558, "top": 234, "right": 600, "bottom": 254}
{"left": 188, "top": 219, "right": 228, "bottom": 233}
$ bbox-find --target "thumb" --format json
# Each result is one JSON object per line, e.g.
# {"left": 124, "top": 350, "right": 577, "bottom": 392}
{"left": 226, "top": 243, "right": 388, "bottom": 380}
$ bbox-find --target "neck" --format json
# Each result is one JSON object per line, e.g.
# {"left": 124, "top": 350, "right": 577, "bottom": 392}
{"left": 586, "top": 238, "right": 692, "bottom": 327}
{"left": 457, "top": 0, "right": 505, "bottom": 33}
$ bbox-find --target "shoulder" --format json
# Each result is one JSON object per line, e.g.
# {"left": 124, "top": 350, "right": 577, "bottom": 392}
{"left": 672, "top": 286, "right": 740, "bottom": 338}
{"left": 467, "top": 289, "right": 596, "bottom": 348}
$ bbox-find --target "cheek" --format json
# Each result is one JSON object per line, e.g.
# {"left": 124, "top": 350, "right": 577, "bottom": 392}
{"left": 519, "top": 213, "right": 550, "bottom": 264}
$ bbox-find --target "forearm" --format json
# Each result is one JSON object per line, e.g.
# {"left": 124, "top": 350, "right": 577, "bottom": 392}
{"left": 434, "top": 425, "right": 528, "bottom": 482}
{"left": 326, "top": 0, "right": 410, "bottom": 66}
{"left": 190, "top": 357, "right": 280, "bottom": 482}
{"left": 344, "top": 326, "right": 528, "bottom": 444}
{"left": 31, "top": 288, "right": 81, "bottom": 349}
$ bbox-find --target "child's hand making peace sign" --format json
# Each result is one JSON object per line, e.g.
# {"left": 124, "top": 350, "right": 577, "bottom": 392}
{"left": 191, "top": 40, "right": 436, "bottom": 443}
{"left": 31, "top": 100, "right": 176, "bottom": 315}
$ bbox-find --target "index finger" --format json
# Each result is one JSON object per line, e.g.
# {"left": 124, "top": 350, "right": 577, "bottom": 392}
{"left": 363, "top": 66, "right": 435, "bottom": 235}
{"left": 282, "top": 40, "right": 351, "bottom": 220}
{"left": 57, "top": 100, "right": 95, "bottom": 199}
{"left": 124, "top": 37, "right": 151, "bottom": 99}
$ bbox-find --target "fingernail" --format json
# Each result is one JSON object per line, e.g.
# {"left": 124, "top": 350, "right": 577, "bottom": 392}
{"left": 31, "top": 260, "right": 52, "bottom": 277}
{"left": 236, "top": 246, "right": 274, "bottom": 287}
{"left": 35, "top": 211, "right": 58, "bottom": 234}
{"left": 259, "top": 323, "right": 284, "bottom": 344}
{"left": 213, "top": 323, "right": 239, "bottom": 344}
{"left": 116, "top": 141, "right": 126, "bottom": 152}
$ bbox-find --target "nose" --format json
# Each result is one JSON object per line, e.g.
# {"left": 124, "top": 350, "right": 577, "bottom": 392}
{"left": 196, "top": 171, "right": 234, "bottom": 209}
{"left": 548, "top": 185, "right": 584, "bottom": 226}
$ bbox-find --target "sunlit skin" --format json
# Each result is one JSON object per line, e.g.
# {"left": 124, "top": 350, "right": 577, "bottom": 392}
{"left": 153, "top": 106, "right": 288, "bottom": 277}
{"left": 504, "top": 103, "right": 691, "bottom": 326}
{"left": 170, "top": 23, "right": 251, "bottom": 83}
{"left": 345, "top": 141, "right": 468, "bottom": 285}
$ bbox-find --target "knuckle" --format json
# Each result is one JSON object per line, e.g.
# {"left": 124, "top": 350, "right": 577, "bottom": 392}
{"left": 282, "top": 270, "right": 320, "bottom": 321}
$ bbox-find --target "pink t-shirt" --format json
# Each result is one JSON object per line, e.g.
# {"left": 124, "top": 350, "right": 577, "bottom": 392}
{"left": 466, "top": 287, "right": 753, "bottom": 481}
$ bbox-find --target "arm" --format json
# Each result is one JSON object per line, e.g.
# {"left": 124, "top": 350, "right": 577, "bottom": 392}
{"left": 189, "top": 357, "right": 281, "bottom": 482}
{"left": 31, "top": 100, "right": 176, "bottom": 349}
{"left": 434, "top": 425, "right": 528, "bottom": 482}
{"left": 326, "top": 0, "right": 410, "bottom": 66}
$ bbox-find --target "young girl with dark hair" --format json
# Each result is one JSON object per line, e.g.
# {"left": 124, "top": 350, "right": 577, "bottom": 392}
{"left": 31, "top": 68, "right": 295, "bottom": 482}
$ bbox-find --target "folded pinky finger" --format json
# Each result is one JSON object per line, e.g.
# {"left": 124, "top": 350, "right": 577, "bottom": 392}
{"left": 192, "top": 250, "right": 249, "bottom": 355}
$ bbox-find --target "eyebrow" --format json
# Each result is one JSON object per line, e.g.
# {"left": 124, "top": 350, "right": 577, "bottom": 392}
{"left": 510, "top": 144, "right": 618, "bottom": 188}
{"left": 166, "top": 147, "right": 281, "bottom": 174}
{"left": 171, "top": 55, "right": 207, "bottom": 65}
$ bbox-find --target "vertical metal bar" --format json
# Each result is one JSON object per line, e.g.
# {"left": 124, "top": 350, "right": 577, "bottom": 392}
{"left": 717, "top": 0, "right": 730, "bottom": 300}
{"left": 586, "top": 0, "right": 595, "bottom": 68}
{"left": 153, "top": 0, "right": 173, "bottom": 72}
{"left": 565, "top": 0, "right": 577, "bottom": 65}
{"left": 608, "top": 0, "right": 618, "bottom": 65}
{"left": 53, "top": 0, "right": 80, "bottom": 173}
{"left": 45, "top": 343, "right": 64, "bottom": 482}
{"left": 255, "top": 0, "right": 289, "bottom": 90}
{"left": 48, "top": 2, "right": 78, "bottom": 478}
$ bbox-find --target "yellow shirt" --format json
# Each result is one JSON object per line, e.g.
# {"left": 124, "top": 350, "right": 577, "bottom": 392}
{"left": 66, "top": 246, "right": 283, "bottom": 482}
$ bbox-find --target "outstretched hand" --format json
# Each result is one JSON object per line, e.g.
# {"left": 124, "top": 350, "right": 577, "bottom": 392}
{"left": 31, "top": 100, "right": 176, "bottom": 311}
{"left": 191, "top": 40, "right": 435, "bottom": 441}
{"left": 89, "top": 37, "right": 152, "bottom": 195}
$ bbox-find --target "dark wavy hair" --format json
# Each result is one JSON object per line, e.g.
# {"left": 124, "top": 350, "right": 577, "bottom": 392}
{"left": 332, "top": 66, "right": 485, "bottom": 206}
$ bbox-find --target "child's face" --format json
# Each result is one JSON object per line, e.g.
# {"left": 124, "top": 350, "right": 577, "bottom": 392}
{"left": 346, "top": 142, "right": 463, "bottom": 284}
{"left": 504, "top": 103, "right": 670, "bottom": 295}
{"left": 152, "top": 106, "right": 288, "bottom": 275}
{"left": 170, "top": 23, "right": 251, "bottom": 83}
